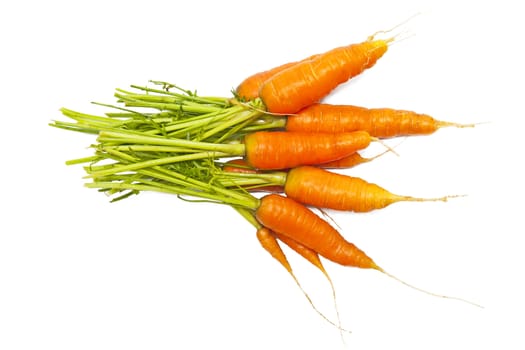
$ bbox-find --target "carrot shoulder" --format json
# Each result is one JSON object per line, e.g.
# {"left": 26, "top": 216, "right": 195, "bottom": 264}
{"left": 259, "top": 38, "right": 390, "bottom": 114}
{"left": 235, "top": 53, "right": 319, "bottom": 101}
{"left": 235, "top": 62, "right": 298, "bottom": 101}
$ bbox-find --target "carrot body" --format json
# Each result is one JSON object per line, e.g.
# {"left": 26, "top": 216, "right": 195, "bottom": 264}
{"left": 284, "top": 166, "right": 451, "bottom": 212}
{"left": 286, "top": 103, "right": 473, "bottom": 138}
{"left": 259, "top": 38, "right": 390, "bottom": 114}
{"left": 256, "top": 194, "right": 379, "bottom": 269}
{"left": 244, "top": 131, "right": 371, "bottom": 170}
{"left": 236, "top": 53, "right": 321, "bottom": 101}
{"left": 273, "top": 232, "right": 327, "bottom": 274}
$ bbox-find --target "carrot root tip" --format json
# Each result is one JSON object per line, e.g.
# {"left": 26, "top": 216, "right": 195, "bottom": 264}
{"left": 380, "top": 270, "right": 484, "bottom": 309}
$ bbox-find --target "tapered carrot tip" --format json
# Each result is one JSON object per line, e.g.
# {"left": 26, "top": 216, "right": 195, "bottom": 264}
{"left": 393, "top": 194, "right": 465, "bottom": 204}
{"left": 437, "top": 120, "right": 478, "bottom": 129}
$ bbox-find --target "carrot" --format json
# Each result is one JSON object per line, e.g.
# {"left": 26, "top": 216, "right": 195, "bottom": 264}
{"left": 218, "top": 163, "right": 454, "bottom": 213}
{"left": 244, "top": 130, "right": 372, "bottom": 170}
{"left": 89, "top": 129, "right": 373, "bottom": 178}
{"left": 284, "top": 166, "right": 456, "bottom": 213}
{"left": 259, "top": 36, "right": 392, "bottom": 114}
{"left": 286, "top": 103, "right": 475, "bottom": 138}
{"left": 256, "top": 194, "right": 379, "bottom": 269}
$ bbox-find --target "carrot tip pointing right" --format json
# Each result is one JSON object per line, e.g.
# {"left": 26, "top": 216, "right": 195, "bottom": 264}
{"left": 51, "top": 23, "right": 482, "bottom": 339}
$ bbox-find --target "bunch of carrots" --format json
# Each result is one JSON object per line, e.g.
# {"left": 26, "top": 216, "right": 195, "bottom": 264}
{"left": 51, "top": 28, "right": 480, "bottom": 334}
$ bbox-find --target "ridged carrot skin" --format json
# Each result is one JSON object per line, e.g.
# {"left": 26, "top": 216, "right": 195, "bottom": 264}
{"left": 256, "top": 194, "right": 380, "bottom": 269}
{"left": 284, "top": 166, "right": 449, "bottom": 212}
{"left": 273, "top": 232, "right": 326, "bottom": 273}
{"left": 236, "top": 54, "right": 321, "bottom": 101}
{"left": 244, "top": 131, "right": 371, "bottom": 170}
{"left": 286, "top": 103, "right": 467, "bottom": 138}
{"left": 259, "top": 38, "right": 390, "bottom": 114}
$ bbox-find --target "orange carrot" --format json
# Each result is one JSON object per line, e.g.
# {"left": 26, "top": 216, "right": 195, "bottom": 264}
{"left": 220, "top": 162, "right": 452, "bottom": 212}
{"left": 256, "top": 195, "right": 482, "bottom": 308}
{"left": 284, "top": 166, "right": 455, "bottom": 213}
{"left": 256, "top": 194, "right": 379, "bottom": 269}
{"left": 286, "top": 103, "right": 475, "bottom": 138}
{"left": 259, "top": 36, "right": 391, "bottom": 114}
{"left": 244, "top": 131, "right": 372, "bottom": 170}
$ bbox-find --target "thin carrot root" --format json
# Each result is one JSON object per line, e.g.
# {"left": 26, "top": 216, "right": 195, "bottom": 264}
{"left": 290, "top": 271, "right": 351, "bottom": 333}
{"left": 372, "top": 137, "right": 400, "bottom": 157}
{"left": 274, "top": 232, "right": 348, "bottom": 342}
{"left": 377, "top": 268, "right": 483, "bottom": 309}
{"left": 436, "top": 120, "right": 478, "bottom": 129}
{"left": 368, "top": 12, "right": 421, "bottom": 42}
{"left": 393, "top": 194, "right": 466, "bottom": 204}
{"left": 256, "top": 227, "right": 351, "bottom": 333}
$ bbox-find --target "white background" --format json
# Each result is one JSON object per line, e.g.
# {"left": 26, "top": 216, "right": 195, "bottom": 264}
{"left": 1, "top": 1, "right": 524, "bottom": 349}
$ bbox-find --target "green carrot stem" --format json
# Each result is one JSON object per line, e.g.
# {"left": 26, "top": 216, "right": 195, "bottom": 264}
{"left": 215, "top": 171, "right": 287, "bottom": 188}
{"left": 60, "top": 107, "right": 123, "bottom": 126}
{"left": 194, "top": 109, "right": 262, "bottom": 141}
{"left": 97, "top": 130, "right": 245, "bottom": 154}
{"left": 85, "top": 150, "right": 231, "bottom": 179}
{"left": 83, "top": 148, "right": 260, "bottom": 208}
{"left": 85, "top": 181, "right": 259, "bottom": 209}
{"left": 65, "top": 155, "right": 101, "bottom": 165}
{"left": 116, "top": 96, "right": 221, "bottom": 115}
{"left": 101, "top": 145, "right": 207, "bottom": 153}
{"left": 243, "top": 117, "right": 287, "bottom": 131}
{"left": 130, "top": 83, "right": 230, "bottom": 106}
{"left": 155, "top": 105, "right": 248, "bottom": 138}
{"left": 234, "top": 207, "right": 261, "bottom": 229}
{"left": 90, "top": 148, "right": 257, "bottom": 206}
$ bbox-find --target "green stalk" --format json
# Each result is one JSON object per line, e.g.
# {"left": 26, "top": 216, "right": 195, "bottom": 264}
{"left": 130, "top": 83, "right": 231, "bottom": 107}
{"left": 85, "top": 150, "right": 231, "bottom": 179}
{"left": 85, "top": 148, "right": 260, "bottom": 209}
{"left": 194, "top": 109, "right": 262, "bottom": 141}
{"left": 85, "top": 181, "right": 259, "bottom": 209}
{"left": 116, "top": 96, "right": 221, "bottom": 115}
{"left": 214, "top": 171, "right": 287, "bottom": 188}
{"left": 96, "top": 130, "right": 245, "bottom": 154}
